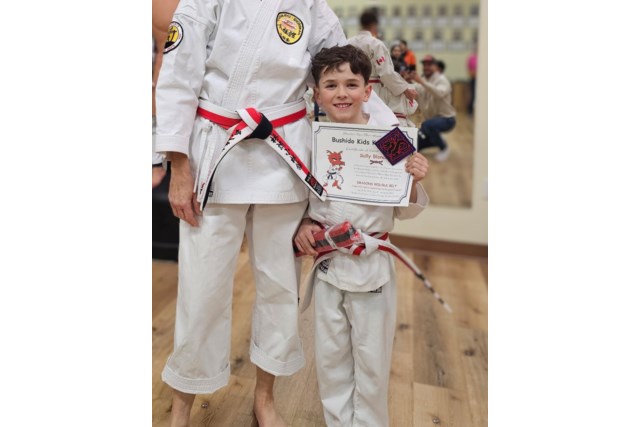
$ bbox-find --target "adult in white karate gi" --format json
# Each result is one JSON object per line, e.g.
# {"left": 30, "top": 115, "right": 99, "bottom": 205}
{"left": 154, "top": 1, "right": 395, "bottom": 426}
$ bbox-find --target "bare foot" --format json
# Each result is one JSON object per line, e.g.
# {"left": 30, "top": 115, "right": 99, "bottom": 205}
{"left": 170, "top": 389, "right": 195, "bottom": 427}
{"left": 253, "top": 397, "right": 287, "bottom": 427}
{"left": 254, "top": 367, "right": 288, "bottom": 427}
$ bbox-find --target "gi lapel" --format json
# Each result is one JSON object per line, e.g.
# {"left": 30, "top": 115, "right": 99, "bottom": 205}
{"left": 220, "top": 0, "right": 284, "bottom": 109}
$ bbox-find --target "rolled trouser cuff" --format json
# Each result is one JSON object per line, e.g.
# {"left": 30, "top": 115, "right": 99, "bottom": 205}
{"left": 250, "top": 340, "right": 305, "bottom": 376}
{"left": 161, "top": 363, "right": 230, "bottom": 395}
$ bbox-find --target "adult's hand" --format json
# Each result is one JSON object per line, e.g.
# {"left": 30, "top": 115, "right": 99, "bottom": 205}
{"left": 167, "top": 153, "right": 201, "bottom": 227}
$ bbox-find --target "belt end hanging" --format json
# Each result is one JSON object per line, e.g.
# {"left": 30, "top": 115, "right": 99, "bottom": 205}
{"left": 305, "top": 173, "right": 327, "bottom": 201}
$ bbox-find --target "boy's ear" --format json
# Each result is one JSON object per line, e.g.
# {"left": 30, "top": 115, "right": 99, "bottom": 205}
{"left": 313, "top": 87, "right": 320, "bottom": 103}
{"left": 363, "top": 83, "right": 372, "bottom": 102}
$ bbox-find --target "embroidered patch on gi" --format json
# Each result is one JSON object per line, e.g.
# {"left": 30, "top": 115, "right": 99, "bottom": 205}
{"left": 374, "top": 127, "right": 416, "bottom": 165}
{"left": 276, "top": 12, "right": 304, "bottom": 45}
{"left": 164, "top": 21, "right": 183, "bottom": 54}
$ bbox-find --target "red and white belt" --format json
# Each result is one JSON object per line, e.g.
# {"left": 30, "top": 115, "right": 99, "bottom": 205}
{"left": 394, "top": 113, "right": 407, "bottom": 119}
{"left": 194, "top": 99, "right": 326, "bottom": 209}
{"left": 369, "top": 78, "right": 382, "bottom": 84}
{"left": 297, "top": 221, "right": 451, "bottom": 313}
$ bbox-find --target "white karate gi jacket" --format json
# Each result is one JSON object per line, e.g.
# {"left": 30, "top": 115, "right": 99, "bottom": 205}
{"left": 155, "top": 0, "right": 345, "bottom": 204}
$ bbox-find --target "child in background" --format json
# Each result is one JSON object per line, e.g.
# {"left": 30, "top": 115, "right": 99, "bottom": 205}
{"left": 294, "top": 45, "right": 430, "bottom": 427}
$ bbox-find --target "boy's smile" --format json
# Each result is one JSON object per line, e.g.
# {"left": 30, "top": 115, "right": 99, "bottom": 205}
{"left": 314, "top": 64, "right": 372, "bottom": 124}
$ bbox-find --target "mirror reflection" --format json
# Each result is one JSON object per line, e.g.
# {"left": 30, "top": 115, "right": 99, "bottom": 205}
{"left": 325, "top": 0, "right": 478, "bottom": 208}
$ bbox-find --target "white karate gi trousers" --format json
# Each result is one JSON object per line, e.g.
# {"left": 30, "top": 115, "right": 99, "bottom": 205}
{"left": 162, "top": 202, "right": 307, "bottom": 394}
{"left": 314, "top": 273, "right": 397, "bottom": 427}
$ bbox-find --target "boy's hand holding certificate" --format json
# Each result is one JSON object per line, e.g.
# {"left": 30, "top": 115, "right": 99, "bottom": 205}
{"left": 311, "top": 122, "right": 418, "bottom": 206}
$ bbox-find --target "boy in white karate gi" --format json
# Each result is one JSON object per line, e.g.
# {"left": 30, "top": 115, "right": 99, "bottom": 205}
{"left": 294, "top": 45, "right": 430, "bottom": 427}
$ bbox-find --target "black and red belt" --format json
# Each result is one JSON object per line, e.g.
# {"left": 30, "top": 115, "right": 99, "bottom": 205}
{"left": 194, "top": 100, "right": 326, "bottom": 209}
{"left": 297, "top": 221, "right": 451, "bottom": 313}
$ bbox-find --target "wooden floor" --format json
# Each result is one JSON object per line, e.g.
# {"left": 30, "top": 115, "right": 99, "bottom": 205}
{"left": 412, "top": 111, "right": 475, "bottom": 209}
{"left": 152, "top": 244, "right": 487, "bottom": 427}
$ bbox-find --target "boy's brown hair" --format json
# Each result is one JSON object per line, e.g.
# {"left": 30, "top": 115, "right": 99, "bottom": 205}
{"left": 311, "top": 45, "right": 372, "bottom": 86}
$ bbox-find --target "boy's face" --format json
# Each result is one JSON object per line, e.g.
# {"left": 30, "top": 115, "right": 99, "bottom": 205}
{"left": 314, "top": 63, "right": 371, "bottom": 124}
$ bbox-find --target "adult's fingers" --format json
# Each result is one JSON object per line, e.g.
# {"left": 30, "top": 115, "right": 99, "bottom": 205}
{"left": 192, "top": 193, "right": 203, "bottom": 216}
{"left": 181, "top": 204, "right": 199, "bottom": 227}
{"left": 168, "top": 163, "right": 199, "bottom": 227}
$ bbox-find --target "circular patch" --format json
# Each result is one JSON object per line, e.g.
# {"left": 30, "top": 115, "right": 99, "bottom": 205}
{"left": 276, "top": 12, "right": 304, "bottom": 45}
{"left": 164, "top": 21, "right": 183, "bottom": 54}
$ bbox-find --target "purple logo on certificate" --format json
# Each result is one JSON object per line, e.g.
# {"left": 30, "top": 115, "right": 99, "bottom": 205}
{"left": 373, "top": 127, "right": 416, "bottom": 165}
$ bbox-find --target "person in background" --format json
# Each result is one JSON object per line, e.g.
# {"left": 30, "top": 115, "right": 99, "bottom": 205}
{"left": 467, "top": 44, "right": 477, "bottom": 115}
{"left": 389, "top": 41, "right": 410, "bottom": 81}
{"left": 390, "top": 41, "right": 403, "bottom": 62}
{"left": 411, "top": 55, "right": 456, "bottom": 161}
{"left": 399, "top": 39, "right": 417, "bottom": 72}
{"left": 348, "top": 9, "right": 418, "bottom": 105}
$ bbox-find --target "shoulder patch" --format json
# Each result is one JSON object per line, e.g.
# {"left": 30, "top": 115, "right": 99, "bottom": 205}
{"left": 164, "top": 21, "right": 183, "bottom": 54}
{"left": 276, "top": 12, "right": 304, "bottom": 45}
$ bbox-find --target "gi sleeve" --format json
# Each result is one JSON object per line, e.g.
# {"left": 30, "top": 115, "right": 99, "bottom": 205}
{"left": 152, "top": 150, "right": 164, "bottom": 166}
{"left": 372, "top": 41, "right": 409, "bottom": 97}
{"left": 154, "top": 0, "right": 220, "bottom": 157}
{"left": 308, "top": 0, "right": 346, "bottom": 56}
{"left": 394, "top": 183, "right": 429, "bottom": 220}
{"left": 405, "top": 84, "right": 419, "bottom": 115}
{"left": 152, "top": 116, "right": 164, "bottom": 165}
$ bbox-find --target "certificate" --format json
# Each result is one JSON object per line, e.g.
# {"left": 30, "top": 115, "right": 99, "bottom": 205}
{"left": 311, "top": 122, "right": 418, "bottom": 207}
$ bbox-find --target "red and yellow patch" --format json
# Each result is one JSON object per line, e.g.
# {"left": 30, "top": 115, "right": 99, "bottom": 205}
{"left": 276, "top": 12, "right": 303, "bottom": 45}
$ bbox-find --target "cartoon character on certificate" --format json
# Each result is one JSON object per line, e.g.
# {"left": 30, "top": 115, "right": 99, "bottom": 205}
{"left": 323, "top": 150, "right": 345, "bottom": 190}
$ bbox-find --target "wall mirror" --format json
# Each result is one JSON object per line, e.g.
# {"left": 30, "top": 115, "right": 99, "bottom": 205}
{"left": 327, "top": 0, "right": 480, "bottom": 210}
